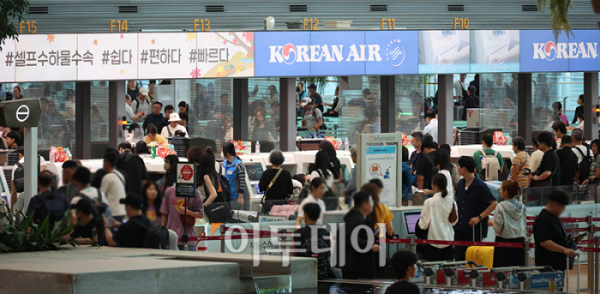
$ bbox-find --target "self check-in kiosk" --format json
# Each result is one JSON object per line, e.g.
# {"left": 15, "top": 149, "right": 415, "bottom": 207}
{"left": 261, "top": 152, "right": 298, "bottom": 176}
{"left": 238, "top": 154, "right": 267, "bottom": 211}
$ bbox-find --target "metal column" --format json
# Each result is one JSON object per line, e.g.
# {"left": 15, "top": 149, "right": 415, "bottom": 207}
{"left": 108, "top": 81, "right": 126, "bottom": 149}
{"left": 75, "top": 81, "right": 91, "bottom": 159}
{"left": 232, "top": 78, "right": 249, "bottom": 141}
{"left": 518, "top": 74, "right": 532, "bottom": 144}
{"left": 279, "top": 78, "right": 296, "bottom": 151}
{"left": 437, "top": 74, "right": 453, "bottom": 145}
{"left": 22, "top": 127, "right": 37, "bottom": 214}
{"left": 380, "top": 76, "right": 395, "bottom": 133}
{"left": 584, "top": 72, "right": 599, "bottom": 141}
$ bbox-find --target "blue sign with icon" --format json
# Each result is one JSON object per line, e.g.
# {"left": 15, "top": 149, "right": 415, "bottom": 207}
{"left": 568, "top": 30, "right": 600, "bottom": 72}
{"left": 520, "top": 30, "right": 569, "bottom": 72}
{"left": 365, "top": 31, "right": 419, "bottom": 75}
{"left": 255, "top": 31, "right": 311, "bottom": 77}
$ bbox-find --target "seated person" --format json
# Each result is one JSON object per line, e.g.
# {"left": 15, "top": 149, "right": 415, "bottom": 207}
{"left": 67, "top": 196, "right": 106, "bottom": 245}
{"left": 160, "top": 113, "right": 189, "bottom": 138}
{"left": 385, "top": 250, "right": 420, "bottom": 294}
{"left": 104, "top": 193, "right": 152, "bottom": 248}
{"left": 144, "top": 124, "right": 167, "bottom": 145}
{"left": 26, "top": 170, "right": 70, "bottom": 226}
{"left": 323, "top": 86, "right": 340, "bottom": 117}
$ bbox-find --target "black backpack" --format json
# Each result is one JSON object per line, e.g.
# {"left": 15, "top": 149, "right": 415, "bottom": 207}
{"left": 13, "top": 155, "right": 41, "bottom": 193}
{"left": 35, "top": 192, "right": 67, "bottom": 225}
{"left": 574, "top": 146, "right": 593, "bottom": 183}
{"left": 216, "top": 174, "right": 232, "bottom": 203}
{"left": 132, "top": 217, "right": 170, "bottom": 249}
{"left": 312, "top": 110, "right": 327, "bottom": 130}
{"left": 301, "top": 231, "right": 331, "bottom": 279}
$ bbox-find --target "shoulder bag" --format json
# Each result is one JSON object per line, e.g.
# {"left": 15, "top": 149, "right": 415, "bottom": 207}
{"left": 202, "top": 178, "right": 231, "bottom": 223}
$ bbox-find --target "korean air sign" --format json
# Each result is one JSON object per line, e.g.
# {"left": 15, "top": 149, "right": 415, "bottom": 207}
{"left": 255, "top": 31, "right": 418, "bottom": 77}
{"left": 521, "top": 30, "right": 599, "bottom": 72}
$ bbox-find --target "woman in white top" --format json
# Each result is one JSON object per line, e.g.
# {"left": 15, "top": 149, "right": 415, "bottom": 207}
{"left": 308, "top": 151, "right": 337, "bottom": 210}
{"left": 295, "top": 177, "right": 326, "bottom": 228}
{"left": 435, "top": 149, "right": 454, "bottom": 196}
{"left": 418, "top": 174, "right": 458, "bottom": 261}
{"left": 161, "top": 113, "right": 189, "bottom": 138}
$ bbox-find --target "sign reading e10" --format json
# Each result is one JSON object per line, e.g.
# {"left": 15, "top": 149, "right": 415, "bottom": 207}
{"left": 453, "top": 18, "right": 469, "bottom": 29}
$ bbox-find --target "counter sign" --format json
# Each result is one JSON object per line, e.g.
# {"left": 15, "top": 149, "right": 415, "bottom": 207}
{"left": 176, "top": 163, "right": 196, "bottom": 197}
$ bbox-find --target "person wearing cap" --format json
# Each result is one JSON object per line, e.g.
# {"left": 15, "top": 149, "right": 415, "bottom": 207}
{"left": 131, "top": 87, "right": 151, "bottom": 122}
{"left": 142, "top": 101, "right": 169, "bottom": 133}
{"left": 300, "top": 97, "right": 323, "bottom": 138}
{"left": 67, "top": 196, "right": 106, "bottom": 246}
{"left": 308, "top": 83, "right": 324, "bottom": 113}
{"left": 104, "top": 193, "right": 152, "bottom": 248}
{"left": 161, "top": 113, "right": 189, "bottom": 138}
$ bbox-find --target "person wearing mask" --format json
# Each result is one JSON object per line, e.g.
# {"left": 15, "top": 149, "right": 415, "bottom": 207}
{"left": 343, "top": 146, "right": 358, "bottom": 200}
{"left": 556, "top": 136, "right": 578, "bottom": 186}
{"left": 552, "top": 101, "right": 569, "bottom": 126}
{"left": 144, "top": 124, "right": 167, "bottom": 145}
{"left": 529, "top": 132, "right": 561, "bottom": 187}
{"left": 117, "top": 142, "right": 149, "bottom": 195}
{"left": 296, "top": 177, "right": 327, "bottom": 228}
{"left": 141, "top": 181, "right": 162, "bottom": 227}
{"left": 220, "top": 143, "right": 247, "bottom": 209}
{"left": 510, "top": 137, "right": 530, "bottom": 188}
{"left": 418, "top": 174, "right": 458, "bottom": 261}
{"left": 26, "top": 170, "right": 70, "bottom": 226}
{"left": 340, "top": 191, "right": 379, "bottom": 279}
{"left": 552, "top": 121, "right": 567, "bottom": 144}
{"left": 423, "top": 110, "right": 438, "bottom": 143}
{"left": 259, "top": 150, "right": 294, "bottom": 213}
{"left": 58, "top": 160, "right": 80, "bottom": 200}
{"left": 472, "top": 133, "right": 504, "bottom": 178}
{"left": 161, "top": 113, "right": 189, "bottom": 138}
{"left": 454, "top": 156, "right": 498, "bottom": 261}
{"left": 530, "top": 138, "right": 544, "bottom": 174}
{"left": 105, "top": 193, "right": 152, "bottom": 248}
{"left": 131, "top": 87, "right": 150, "bottom": 122}
{"left": 409, "top": 132, "right": 423, "bottom": 174}
{"left": 323, "top": 86, "right": 340, "bottom": 117}
{"left": 582, "top": 139, "right": 600, "bottom": 185}
{"left": 416, "top": 141, "right": 437, "bottom": 191}
{"left": 454, "top": 73, "right": 468, "bottom": 100}
{"left": 300, "top": 98, "right": 323, "bottom": 138}
{"left": 462, "top": 85, "right": 479, "bottom": 121}
{"left": 100, "top": 152, "right": 127, "bottom": 222}
{"left": 307, "top": 83, "right": 324, "bottom": 113}
{"left": 491, "top": 180, "right": 527, "bottom": 267}
{"left": 401, "top": 146, "right": 414, "bottom": 206}
{"left": 143, "top": 101, "right": 169, "bottom": 133}
{"left": 533, "top": 190, "right": 583, "bottom": 271}
{"left": 572, "top": 94, "right": 584, "bottom": 125}
{"left": 385, "top": 251, "right": 420, "bottom": 294}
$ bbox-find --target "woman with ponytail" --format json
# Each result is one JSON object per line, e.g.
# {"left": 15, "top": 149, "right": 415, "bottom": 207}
{"left": 418, "top": 174, "right": 458, "bottom": 261}
{"left": 492, "top": 180, "right": 527, "bottom": 267}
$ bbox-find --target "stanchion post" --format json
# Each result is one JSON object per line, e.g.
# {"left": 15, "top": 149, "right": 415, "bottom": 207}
{"left": 410, "top": 235, "right": 416, "bottom": 254}
{"left": 524, "top": 238, "right": 531, "bottom": 268}
{"left": 586, "top": 215, "right": 594, "bottom": 294}
{"left": 220, "top": 225, "right": 226, "bottom": 253}
{"left": 595, "top": 237, "right": 599, "bottom": 294}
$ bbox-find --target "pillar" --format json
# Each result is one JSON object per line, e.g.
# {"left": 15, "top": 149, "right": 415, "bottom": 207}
{"left": 584, "top": 72, "right": 599, "bottom": 141}
{"left": 437, "top": 74, "right": 453, "bottom": 145}
{"left": 518, "top": 74, "right": 533, "bottom": 144}
{"left": 75, "top": 82, "right": 91, "bottom": 159}
{"left": 109, "top": 81, "right": 126, "bottom": 149}
{"left": 280, "top": 78, "right": 296, "bottom": 151}
{"left": 380, "top": 76, "right": 395, "bottom": 133}
{"left": 22, "top": 127, "right": 37, "bottom": 214}
{"left": 232, "top": 78, "right": 249, "bottom": 141}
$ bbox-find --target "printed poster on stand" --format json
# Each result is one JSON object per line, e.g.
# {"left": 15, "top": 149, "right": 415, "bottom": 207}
{"left": 176, "top": 163, "right": 197, "bottom": 198}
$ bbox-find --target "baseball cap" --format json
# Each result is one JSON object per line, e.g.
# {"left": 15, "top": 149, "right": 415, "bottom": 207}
{"left": 139, "top": 87, "right": 149, "bottom": 96}
{"left": 120, "top": 193, "right": 144, "bottom": 209}
{"left": 72, "top": 167, "right": 91, "bottom": 185}
{"left": 168, "top": 113, "right": 182, "bottom": 122}
{"left": 308, "top": 83, "right": 317, "bottom": 90}
{"left": 300, "top": 97, "right": 313, "bottom": 108}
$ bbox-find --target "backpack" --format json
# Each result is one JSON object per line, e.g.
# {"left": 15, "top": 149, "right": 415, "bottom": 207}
{"left": 301, "top": 230, "right": 331, "bottom": 279}
{"left": 131, "top": 217, "right": 170, "bottom": 249}
{"left": 13, "top": 155, "right": 41, "bottom": 193}
{"left": 35, "top": 191, "right": 67, "bottom": 225}
{"left": 312, "top": 110, "right": 327, "bottom": 130}
{"left": 574, "top": 146, "right": 593, "bottom": 183}
{"left": 217, "top": 174, "right": 232, "bottom": 203}
{"left": 479, "top": 149, "right": 500, "bottom": 181}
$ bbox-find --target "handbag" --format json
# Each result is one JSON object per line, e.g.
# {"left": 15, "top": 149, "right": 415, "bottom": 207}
{"left": 260, "top": 168, "right": 285, "bottom": 214}
{"left": 178, "top": 202, "right": 196, "bottom": 227}
{"left": 203, "top": 181, "right": 231, "bottom": 223}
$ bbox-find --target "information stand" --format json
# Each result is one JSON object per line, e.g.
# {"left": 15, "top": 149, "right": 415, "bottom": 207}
{"left": 356, "top": 133, "right": 403, "bottom": 207}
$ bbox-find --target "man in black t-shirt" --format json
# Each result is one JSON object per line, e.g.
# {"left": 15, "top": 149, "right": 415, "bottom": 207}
{"left": 416, "top": 141, "right": 437, "bottom": 190}
{"left": 530, "top": 132, "right": 561, "bottom": 186}
{"left": 556, "top": 136, "right": 577, "bottom": 186}
{"left": 385, "top": 250, "right": 420, "bottom": 294}
{"left": 69, "top": 196, "right": 106, "bottom": 246}
{"left": 533, "top": 191, "right": 582, "bottom": 271}
{"left": 105, "top": 193, "right": 151, "bottom": 248}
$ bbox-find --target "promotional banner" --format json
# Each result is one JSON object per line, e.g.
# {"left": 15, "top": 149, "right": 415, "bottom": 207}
{"left": 470, "top": 30, "right": 520, "bottom": 73}
{"left": 419, "top": 30, "right": 470, "bottom": 73}
{"left": 254, "top": 31, "right": 311, "bottom": 77}
{"left": 14, "top": 34, "right": 78, "bottom": 82}
{"left": 137, "top": 33, "right": 196, "bottom": 79}
{"left": 77, "top": 33, "right": 138, "bottom": 81}
{"left": 520, "top": 30, "right": 569, "bottom": 72}
{"left": 0, "top": 38, "right": 16, "bottom": 83}
{"left": 567, "top": 30, "right": 600, "bottom": 72}
{"left": 365, "top": 145, "right": 397, "bottom": 206}
{"left": 365, "top": 31, "right": 419, "bottom": 75}
{"left": 196, "top": 32, "right": 254, "bottom": 78}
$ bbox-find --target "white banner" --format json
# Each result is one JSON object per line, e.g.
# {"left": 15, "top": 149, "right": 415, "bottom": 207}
{"left": 137, "top": 33, "right": 197, "bottom": 79}
{"left": 15, "top": 34, "right": 78, "bottom": 82}
{"left": 77, "top": 33, "right": 138, "bottom": 81}
{"left": 0, "top": 38, "right": 16, "bottom": 82}
{"left": 196, "top": 32, "right": 254, "bottom": 78}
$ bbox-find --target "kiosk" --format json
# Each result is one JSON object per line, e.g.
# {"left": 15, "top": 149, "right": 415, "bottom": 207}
{"left": 238, "top": 154, "right": 268, "bottom": 211}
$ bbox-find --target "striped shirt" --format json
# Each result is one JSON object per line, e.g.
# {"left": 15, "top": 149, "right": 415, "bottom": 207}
{"left": 513, "top": 151, "right": 530, "bottom": 188}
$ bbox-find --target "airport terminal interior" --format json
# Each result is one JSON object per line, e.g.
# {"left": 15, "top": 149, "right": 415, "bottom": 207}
{"left": 2, "top": 0, "right": 600, "bottom": 293}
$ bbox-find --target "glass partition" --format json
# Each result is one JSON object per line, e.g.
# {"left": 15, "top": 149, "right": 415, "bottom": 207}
{"left": 189, "top": 78, "right": 233, "bottom": 152}
{"left": 532, "top": 72, "right": 584, "bottom": 134}
{"left": 338, "top": 76, "right": 381, "bottom": 145}
{"left": 394, "top": 74, "right": 430, "bottom": 136}
{"left": 248, "top": 78, "right": 280, "bottom": 152}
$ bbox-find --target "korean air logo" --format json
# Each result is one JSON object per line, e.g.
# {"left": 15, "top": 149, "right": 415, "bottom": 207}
{"left": 386, "top": 38, "right": 405, "bottom": 66}
{"left": 543, "top": 41, "right": 557, "bottom": 61}
{"left": 282, "top": 44, "right": 297, "bottom": 65}
{"left": 533, "top": 41, "right": 598, "bottom": 60}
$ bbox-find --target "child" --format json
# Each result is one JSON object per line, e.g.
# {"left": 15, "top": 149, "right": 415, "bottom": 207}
{"left": 386, "top": 250, "right": 420, "bottom": 294}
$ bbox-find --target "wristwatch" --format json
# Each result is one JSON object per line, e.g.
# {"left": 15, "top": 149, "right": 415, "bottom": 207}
{"left": 478, "top": 215, "right": 482, "bottom": 220}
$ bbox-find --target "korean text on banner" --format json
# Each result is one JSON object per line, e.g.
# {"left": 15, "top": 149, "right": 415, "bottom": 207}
{"left": 77, "top": 33, "right": 138, "bottom": 81}
{"left": 365, "top": 145, "right": 397, "bottom": 206}
{"left": 137, "top": 33, "right": 197, "bottom": 79}
{"left": 0, "top": 38, "right": 16, "bottom": 83}
{"left": 15, "top": 34, "right": 78, "bottom": 82}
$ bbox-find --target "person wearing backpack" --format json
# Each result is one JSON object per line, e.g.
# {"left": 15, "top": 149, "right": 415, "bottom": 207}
{"left": 11, "top": 147, "right": 47, "bottom": 213}
{"left": 292, "top": 203, "right": 340, "bottom": 279}
{"left": 70, "top": 167, "right": 115, "bottom": 226}
{"left": 300, "top": 98, "right": 324, "bottom": 138}
{"left": 117, "top": 142, "right": 149, "bottom": 195}
{"left": 100, "top": 151, "right": 127, "bottom": 222}
{"left": 104, "top": 193, "right": 153, "bottom": 248}
{"left": 572, "top": 130, "right": 593, "bottom": 184}
{"left": 556, "top": 136, "right": 578, "bottom": 186}
{"left": 26, "top": 170, "right": 70, "bottom": 226}
{"left": 473, "top": 134, "right": 504, "bottom": 181}
{"left": 220, "top": 143, "right": 247, "bottom": 210}
{"left": 582, "top": 140, "right": 600, "bottom": 186}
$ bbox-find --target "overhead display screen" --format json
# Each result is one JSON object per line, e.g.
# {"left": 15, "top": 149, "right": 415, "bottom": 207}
{"left": 470, "top": 30, "right": 520, "bottom": 73}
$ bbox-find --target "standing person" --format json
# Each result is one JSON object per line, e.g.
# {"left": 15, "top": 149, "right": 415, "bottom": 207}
{"left": 385, "top": 251, "right": 420, "bottom": 294}
{"left": 197, "top": 155, "right": 222, "bottom": 207}
{"left": 309, "top": 151, "right": 336, "bottom": 209}
{"left": 533, "top": 190, "right": 582, "bottom": 271}
{"left": 127, "top": 80, "right": 139, "bottom": 103}
{"left": 6, "top": 131, "right": 21, "bottom": 165}
{"left": 300, "top": 98, "right": 323, "bottom": 138}
{"left": 340, "top": 191, "right": 379, "bottom": 279}
{"left": 319, "top": 140, "right": 343, "bottom": 182}
{"left": 423, "top": 110, "right": 438, "bottom": 143}
{"left": 510, "top": 137, "right": 530, "bottom": 188}
{"left": 362, "top": 181, "right": 394, "bottom": 238}
{"left": 0, "top": 83, "right": 5, "bottom": 101}
{"left": 572, "top": 129, "right": 592, "bottom": 184}
{"left": 58, "top": 160, "right": 80, "bottom": 200}
{"left": 323, "top": 86, "right": 340, "bottom": 117}
{"left": 147, "top": 80, "right": 156, "bottom": 101}
{"left": 308, "top": 83, "right": 324, "bottom": 113}
{"left": 131, "top": 87, "right": 151, "bottom": 123}
{"left": 251, "top": 108, "right": 276, "bottom": 141}
{"left": 402, "top": 146, "right": 414, "bottom": 206}
{"left": 258, "top": 150, "right": 294, "bottom": 213}
{"left": 12, "top": 86, "right": 24, "bottom": 99}
{"left": 159, "top": 155, "right": 179, "bottom": 193}
{"left": 143, "top": 101, "right": 169, "bottom": 133}
{"left": 454, "top": 156, "right": 498, "bottom": 261}
{"left": 556, "top": 136, "right": 577, "bottom": 186}
{"left": 439, "top": 144, "right": 459, "bottom": 191}
{"left": 117, "top": 142, "right": 149, "bottom": 195}
{"left": 409, "top": 132, "right": 423, "bottom": 174}
{"left": 71, "top": 167, "right": 114, "bottom": 225}
{"left": 529, "top": 132, "right": 561, "bottom": 187}
{"left": 582, "top": 139, "right": 600, "bottom": 185}
{"left": 418, "top": 174, "right": 458, "bottom": 261}
{"left": 220, "top": 142, "right": 247, "bottom": 209}
{"left": 492, "top": 180, "right": 527, "bottom": 268}
{"left": 462, "top": 85, "right": 479, "bottom": 121}
{"left": 297, "top": 82, "right": 306, "bottom": 102}
{"left": 552, "top": 121, "right": 567, "bottom": 143}
{"left": 295, "top": 177, "right": 327, "bottom": 227}
{"left": 454, "top": 73, "right": 468, "bottom": 100}
{"left": 141, "top": 181, "right": 162, "bottom": 227}
{"left": 104, "top": 194, "right": 153, "bottom": 248}
{"left": 416, "top": 141, "right": 437, "bottom": 191}
{"left": 161, "top": 113, "right": 189, "bottom": 138}
{"left": 125, "top": 95, "right": 143, "bottom": 122}
{"left": 552, "top": 102, "right": 569, "bottom": 126}
{"left": 100, "top": 152, "right": 127, "bottom": 222}
{"left": 160, "top": 182, "right": 204, "bottom": 251}
{"left": 572, "top": 94, "right": 584, "bottom": 125}
{"left": 178, "top": 101, "right": 189, "bottom": 115}
{"left": 436, "top": 148, "right": 454, "bottom": 196}
{"left": 344, "top": 146, "right": 358, "bottom": 200}
{"left": 530, "top": 138, "right": 545, "bottom": 174}
{"left": 472, "top": 134, "right": 504, "bottom": 179}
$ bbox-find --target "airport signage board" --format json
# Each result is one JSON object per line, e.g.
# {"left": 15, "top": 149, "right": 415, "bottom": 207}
{"left": 470, "top": 30, "right": 520, "bottom": 73}
{"left": 567, "top": 30, "right": 600, "bottom": 72}
{"left": 418, "top": 30, "right": 470, "bottom": 74}
{"left": 520, "top": 30, "right": 569, "bottom": 72}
